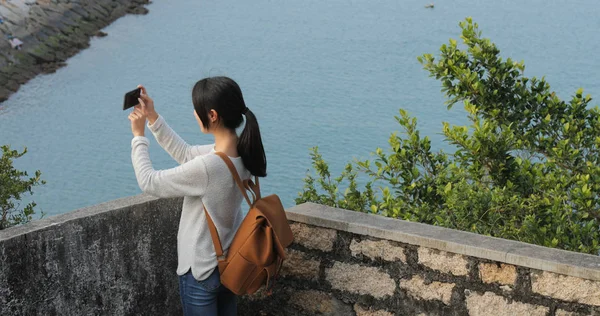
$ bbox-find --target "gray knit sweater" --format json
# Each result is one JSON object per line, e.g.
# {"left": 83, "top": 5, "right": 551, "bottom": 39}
{"left": 131, "top": 115, "right": 251, "bottom": 281}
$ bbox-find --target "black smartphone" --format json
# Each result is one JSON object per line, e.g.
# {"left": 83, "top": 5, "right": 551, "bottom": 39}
{"left": 123, "top": 88, "right": 141, "bottom": 110}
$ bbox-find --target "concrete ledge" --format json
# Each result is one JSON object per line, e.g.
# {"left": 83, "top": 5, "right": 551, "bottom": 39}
{"left": 286, "top": 203, "right": 600, "bottom": 281}
{"left": 0, "top": 194, "right": 159, "bottom": 242}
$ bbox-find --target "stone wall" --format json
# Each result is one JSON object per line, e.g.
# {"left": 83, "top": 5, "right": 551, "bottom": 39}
{"left": 2, "top": 196, "right": 600, "bottom": 315}
{"left": 241, "top": 203, "right": 600, "bottom": 316}
{"left": 0, "top": 195, "right": 183, "bottom": 316}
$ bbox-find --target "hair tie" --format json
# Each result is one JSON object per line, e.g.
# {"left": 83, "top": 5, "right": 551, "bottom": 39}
{"left": 242, "top": 107, "right": 249, "bottom": 115}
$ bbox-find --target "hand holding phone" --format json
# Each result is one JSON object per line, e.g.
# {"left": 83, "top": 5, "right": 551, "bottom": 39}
{"left": 123, "top": 85, "right": 158, "bottom": 124}
{"left": 123, "top": 88, "right": 141, "bottom": 110}
{"left": 137, "top": 85, "right": 158, "bottom": 124}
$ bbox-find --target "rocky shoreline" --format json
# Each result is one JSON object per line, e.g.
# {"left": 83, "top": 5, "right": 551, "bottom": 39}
{"left": 0, "top": 0, "right": 151, "bottom": 103}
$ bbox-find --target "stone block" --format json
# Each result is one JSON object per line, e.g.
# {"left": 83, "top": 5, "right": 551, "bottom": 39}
{"left": 465, "top": 291, "right": 548, "bottom": 316}
{"left": 280, "top": 249, "right": 320, "bottom": 280}
{"left": 418, "top": 247, "right": 469, "bottom": 276}
{"left": 244, "top": 286, "right": 269, "bottom": 302}
{"left": 555, "top": 310, "right": 581, "bottom": 316}
{"left": 290, "top": 222, "right": 337, "bottom": 252}
{"left": 531, "top": 271, "right": 600, "bottom": 306}
{"left": 479, "top": 263, "right": 517, "bottom": 286}
{"left": 350, "top": 238, "right": 406, "bottom": 263}
{"left": 291, "top": 290, "right": 353, "bottom": 315}
{"left": 326, "top": 262, "right": 396, "bottom": 298}
{"left": 399, "top": 275, "right": 455, "bottom": 305}
{"left": 354, "top": 304, "right": 394, "bottom": 316}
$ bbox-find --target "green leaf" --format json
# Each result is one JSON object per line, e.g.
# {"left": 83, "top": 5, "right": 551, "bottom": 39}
{"left": 370, "top": 205, "right": 378, "bottom": 213}
{"left": 444, "top": 182, "right": 452, "bottom": 194}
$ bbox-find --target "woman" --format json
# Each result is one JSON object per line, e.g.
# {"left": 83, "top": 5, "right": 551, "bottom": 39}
{"left": 128, "top": 77, "right": 267, "bottom": 316}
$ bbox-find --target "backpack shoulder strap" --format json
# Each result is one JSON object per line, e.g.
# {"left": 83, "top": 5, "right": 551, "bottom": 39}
{"left": 204, "top": 205, "right": 225, "bottom": 261}
{"left": 243, "top": 176, "right": 261, "bottom": 202}
{"left": 214, "top": 152, "right": 252, "bottom": 207}
{"left": 204, "top": 152, "right": 254, "bottom": 261}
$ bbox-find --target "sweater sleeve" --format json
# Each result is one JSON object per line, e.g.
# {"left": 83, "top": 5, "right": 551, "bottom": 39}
{"left": 131, "top": 136, "right": 208, "bottom": 198}
{"left": 147, "top": 115, "right": 214, "bottom": 164}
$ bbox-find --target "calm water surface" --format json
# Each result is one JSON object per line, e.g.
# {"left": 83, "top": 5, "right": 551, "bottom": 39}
{"left": 1, "top": 0, "right": 599, "bottom": 216}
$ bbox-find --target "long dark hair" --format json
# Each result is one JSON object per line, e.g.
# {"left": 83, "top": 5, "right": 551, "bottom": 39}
{"left": 192, "top": 76, "right": 267, "bottom": 177}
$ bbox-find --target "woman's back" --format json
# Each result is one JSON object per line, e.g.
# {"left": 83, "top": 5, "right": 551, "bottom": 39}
{"left": 178, "top": 151, "right": 251, "bottom": 281}
{"left": 132, "top": 116, "right": 252, "bottom": 281}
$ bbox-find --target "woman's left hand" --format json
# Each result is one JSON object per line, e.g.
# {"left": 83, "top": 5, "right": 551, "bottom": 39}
{"left": 128, "top": 106, "right": 146, "bottom": 137}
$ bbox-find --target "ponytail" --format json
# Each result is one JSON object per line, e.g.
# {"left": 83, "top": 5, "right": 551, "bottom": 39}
{"left": 238, "top": 109, "right": 267, "bottom": 177}
{"left": 192, "top": 76, "right": 267, "bottom": 177}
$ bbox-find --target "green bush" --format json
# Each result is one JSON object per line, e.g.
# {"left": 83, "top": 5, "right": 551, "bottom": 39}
{"left": 0, "top": 145, "right": 45, "bottom": 230}
{"left": 297, "top": 18, "right": 600, "bottom": 255}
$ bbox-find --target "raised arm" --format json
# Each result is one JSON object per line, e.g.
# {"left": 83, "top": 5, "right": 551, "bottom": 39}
{"left": 147, "top": 115, "right": 213, "bottom": 164}
{"left": 131, "top": 136, "right": 208, "bottom": 198}
{"left": 137, "top": 84, "right": 212, "bottom": 164}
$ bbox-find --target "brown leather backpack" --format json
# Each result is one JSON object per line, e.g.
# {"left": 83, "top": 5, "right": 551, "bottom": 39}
{"left": 203, "top": 152, "right": 294, "bottom": 295}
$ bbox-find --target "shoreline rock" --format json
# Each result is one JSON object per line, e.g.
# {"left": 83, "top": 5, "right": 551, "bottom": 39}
{"left": 0, "top": 0, "right": 151, "bottom": 103}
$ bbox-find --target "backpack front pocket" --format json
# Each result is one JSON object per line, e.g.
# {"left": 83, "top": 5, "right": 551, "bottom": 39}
{"left": 219, "top": 253, "right": 256, "bottom": 294}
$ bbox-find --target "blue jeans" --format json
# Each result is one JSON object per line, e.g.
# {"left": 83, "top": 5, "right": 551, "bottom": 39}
{"left": 178, "top": 268, "right": 237, "bottom": 316}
